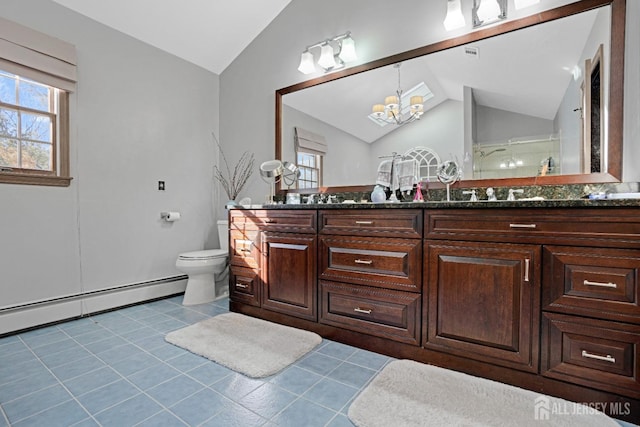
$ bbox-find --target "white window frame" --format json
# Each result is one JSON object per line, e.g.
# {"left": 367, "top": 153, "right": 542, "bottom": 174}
{"left": 296, "top": 150, "right": 322, "bottom": 189}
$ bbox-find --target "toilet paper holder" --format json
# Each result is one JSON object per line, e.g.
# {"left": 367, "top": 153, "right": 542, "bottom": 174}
{"left": 160, "top": 211, "right": 181, "bottom": 221}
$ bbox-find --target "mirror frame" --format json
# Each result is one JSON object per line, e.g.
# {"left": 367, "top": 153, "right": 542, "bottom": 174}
{"left": 275, "top": 0, "right": 625, "bottom": 194}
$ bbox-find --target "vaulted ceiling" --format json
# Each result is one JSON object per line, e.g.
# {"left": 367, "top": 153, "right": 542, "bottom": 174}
{"left": 52, "top": 0, "right": 292, "bottom": 74}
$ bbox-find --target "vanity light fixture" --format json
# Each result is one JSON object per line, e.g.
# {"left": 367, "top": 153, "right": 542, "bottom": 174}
{"left": 297, "top": 32, "right": 357, "bottom": 74}
{"left": 371, "top": 63, "right": 425, "bottom": 126}
{"left": 472, "top": 0, "right": 507, "bottom": 28}
{"left": 443, "top": 0, "right": 466, "bottom": 31}
{"left": 514, "top": 0, "right": 540, "bottom": 10}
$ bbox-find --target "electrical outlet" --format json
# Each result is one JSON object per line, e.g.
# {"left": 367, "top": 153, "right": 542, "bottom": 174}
{"left": 158, "top": 181, "right": 165, "bottom": 191}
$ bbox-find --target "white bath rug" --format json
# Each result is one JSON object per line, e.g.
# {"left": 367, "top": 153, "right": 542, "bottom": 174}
{"left": 348, "top": 359, "right": 618, "bottom": 427}
{"left": 165, "top": 312, "right": 321, "bottom": 378}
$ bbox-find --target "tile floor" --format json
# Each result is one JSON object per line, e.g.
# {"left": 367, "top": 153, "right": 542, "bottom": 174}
{"left": 0, "top": 296, "right": 635, "bottom": 427}
{"left": 0, "top": 296, "right": 392, "bottom": 426}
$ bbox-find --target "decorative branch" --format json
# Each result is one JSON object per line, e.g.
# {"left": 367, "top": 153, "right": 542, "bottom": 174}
{"left": 212, "top": 132, "right": 255, "bottom": 200}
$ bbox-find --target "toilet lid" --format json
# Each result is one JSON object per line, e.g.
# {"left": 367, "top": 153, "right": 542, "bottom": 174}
{"left": 179, "top": 249, "right": 227, "bottom": 260}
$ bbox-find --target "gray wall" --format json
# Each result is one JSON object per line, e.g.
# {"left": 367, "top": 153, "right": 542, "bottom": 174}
{"left": 220, "top": 0, "right": 640, "bottom": 207}
{"left": 369, "top": 100, "right": 464, "bottom": 174}
{"left": 282, "top": 105, "right": 372, "bottom": 187}
{"left": 475, "top": 106, "right": 554, "bottom": 144}
{"left": 0, "top": 0, "right": 219, "bottom": 333}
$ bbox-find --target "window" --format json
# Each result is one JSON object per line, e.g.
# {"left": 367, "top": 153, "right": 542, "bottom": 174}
{"left": 296, "top": 150, "right": 322, "bottom": 189}
{"left": 0, "top": 71, "right": 61, "bottom": 173}
{"left": 0, "top": 16, "right": 75, "bottom": 186}
{"left": 293, "top": 127, "right": 326, "bottom": 189}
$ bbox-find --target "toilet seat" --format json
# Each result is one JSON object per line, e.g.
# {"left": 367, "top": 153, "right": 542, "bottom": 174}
{"left": 178, "top": 249, "right": 227, "bottom": 260}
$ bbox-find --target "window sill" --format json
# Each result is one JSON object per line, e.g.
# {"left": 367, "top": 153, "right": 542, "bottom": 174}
{"left": 0, "top": 172, "right": 73, "bottom": 187}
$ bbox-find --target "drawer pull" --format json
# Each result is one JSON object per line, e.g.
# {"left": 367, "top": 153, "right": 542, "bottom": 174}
{"left": 354, "top": 307, "right": 372, "bottom": 314}
{"left": 524, "top": 258, "right": 530, "bottom": 282}
{"left": 235, "top": 283, "right": 249, "bottom": 289}
{"left": 239, "top": 248, "right": 252, "bottom": 253}
{"left": 355, "top": 221, "right": 373, "bottom": 225}
{"left": 509, "top": 223, "right": 537, "bottom": 229}
{"left": 581, "top": 350, "right": 616, "bottom": 364}
{"left": 583, "top": 280, "right": 617, "bottom": 289}
{"left": 264, "top": 219, "right": 276, "bottom": 223}
{"left": 354, "top": 259, "right": 373, "bottom": 265}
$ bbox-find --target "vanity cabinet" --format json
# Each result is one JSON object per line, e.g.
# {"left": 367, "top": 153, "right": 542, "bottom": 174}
{"left": 318, "top": 210, "right": 422, "bottom": 345}
{"left": 424, "top": 240, "right": 540, "bottom": 372}
{"left": 229, "top": 206, "right": 640, "bottom": 422}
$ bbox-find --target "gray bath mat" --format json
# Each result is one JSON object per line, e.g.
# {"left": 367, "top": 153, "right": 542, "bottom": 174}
{"left": 348, "top": 359, "right": 617, "bottom": 427}
{"left": 165, "top": 312, "right": 321, "bottom": 378}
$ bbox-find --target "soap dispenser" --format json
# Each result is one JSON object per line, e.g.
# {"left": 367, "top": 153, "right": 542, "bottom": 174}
{"left": 371, "top": 185, "right": 386, "bottom": 203}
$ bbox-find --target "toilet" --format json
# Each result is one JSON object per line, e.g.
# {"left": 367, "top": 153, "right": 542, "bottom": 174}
{"left": 176, "top": 220, "right": 229, "bottom": 305}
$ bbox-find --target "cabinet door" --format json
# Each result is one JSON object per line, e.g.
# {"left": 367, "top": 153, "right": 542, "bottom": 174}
{"left": 262, "top": 232, "right": 317, "bottom": 321}
{"left": 424, "top": 240, "right": 541, "bottom": 372}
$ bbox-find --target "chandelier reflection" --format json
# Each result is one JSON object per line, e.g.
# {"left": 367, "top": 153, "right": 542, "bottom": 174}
{"left": 370, "top": 63, "right": 427, "bottom": 127}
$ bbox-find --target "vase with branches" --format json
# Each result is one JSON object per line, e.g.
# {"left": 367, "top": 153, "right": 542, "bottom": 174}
{"left": 212, "top": 132, "right": 255, "bottom": 204}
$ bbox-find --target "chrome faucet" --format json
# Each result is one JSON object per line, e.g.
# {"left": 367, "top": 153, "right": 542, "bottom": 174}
{"left": 462, "top": 190, "right": 478, "bottom": 202}
{"left": 486, "top": 187, "right": 497, "bottom": 201}
{"left": 507, "top": 189, "right": 524, "bottom": 201}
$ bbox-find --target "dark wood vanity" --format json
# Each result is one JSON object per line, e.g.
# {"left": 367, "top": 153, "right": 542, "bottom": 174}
{"left": 228, "top": 202, "right": 640, "bottom": 423}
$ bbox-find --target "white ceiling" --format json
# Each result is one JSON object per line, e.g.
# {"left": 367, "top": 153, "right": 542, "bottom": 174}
{"left": 52, "top": 0, "right": 292, "bottom": 74}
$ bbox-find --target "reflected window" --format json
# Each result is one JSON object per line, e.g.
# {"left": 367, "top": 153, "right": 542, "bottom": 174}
{"left": 296, "top": 151, "right": 322, "bottom": 189}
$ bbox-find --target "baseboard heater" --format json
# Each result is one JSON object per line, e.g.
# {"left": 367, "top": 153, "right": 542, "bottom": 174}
{"left": 0, "top": 275, "right": 187, "bottom": 315}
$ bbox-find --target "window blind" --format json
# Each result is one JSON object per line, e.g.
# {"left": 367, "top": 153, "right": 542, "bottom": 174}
{"left": 0, "top": 16, "right": 76, "bottom": 91}
{"left": 294, "top": 127, "right": 327, "bottom": 155}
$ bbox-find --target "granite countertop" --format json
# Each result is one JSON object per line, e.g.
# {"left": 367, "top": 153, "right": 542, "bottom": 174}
{"left": 230, "top": 198, "right": 640, "bottom": 210}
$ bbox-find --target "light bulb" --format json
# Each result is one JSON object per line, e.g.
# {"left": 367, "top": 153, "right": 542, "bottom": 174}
{"left": 317, "top": 43, "right": 336, "bottom": 69}
{"left": 514, "top": 0, "right": 539, "bottom": 10}
{"left": 338, "top": 35, "right": 357, "bottom": 63}
{"left": 444, "top": 0, "right": 466, "bottom": 31}
{"left": 477, "top": 0, "right": 501, "bottom": 22}
{"left": 297, "top": 51, "right": 315, "bottom": 74}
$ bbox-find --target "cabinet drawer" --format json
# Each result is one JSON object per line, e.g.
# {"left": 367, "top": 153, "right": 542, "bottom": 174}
{"left": 319, "top": 236, "right": 421, "bottom": 292}
{"left": 543, "top": 246, "right": 640, "bottom": 323}
{"left": 425, "top": 208, "right": 640, "bottom": 246}
{"left": 542, "top": 312, "right": 640, "bottom": 399}
{"left": 319, "top": 209, "right": 421, "bottom": 238}
{"left": 320, "top": 281, "right": 421, "bottom": 345}
{"left": 230, "top": 230, "right": 260, "bottom": 269}
{"left": 230, "top": 209, "right": 316, "bottom": 233}
{"left": 229, "top": 266, "right": 260, "bottom": 307}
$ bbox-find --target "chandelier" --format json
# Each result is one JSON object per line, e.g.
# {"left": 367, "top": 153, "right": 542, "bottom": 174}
{"left": 371, "top": 63, "right": 424, "bottom": 126}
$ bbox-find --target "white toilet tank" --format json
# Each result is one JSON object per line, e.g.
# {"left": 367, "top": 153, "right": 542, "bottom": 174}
{"left": 217, "top": 220, "right": 229, "bottom": 252}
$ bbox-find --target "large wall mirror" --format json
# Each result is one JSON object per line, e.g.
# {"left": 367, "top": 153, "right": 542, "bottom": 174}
{"left": 276, "top": 0, "right": 625, "bottom": 193}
